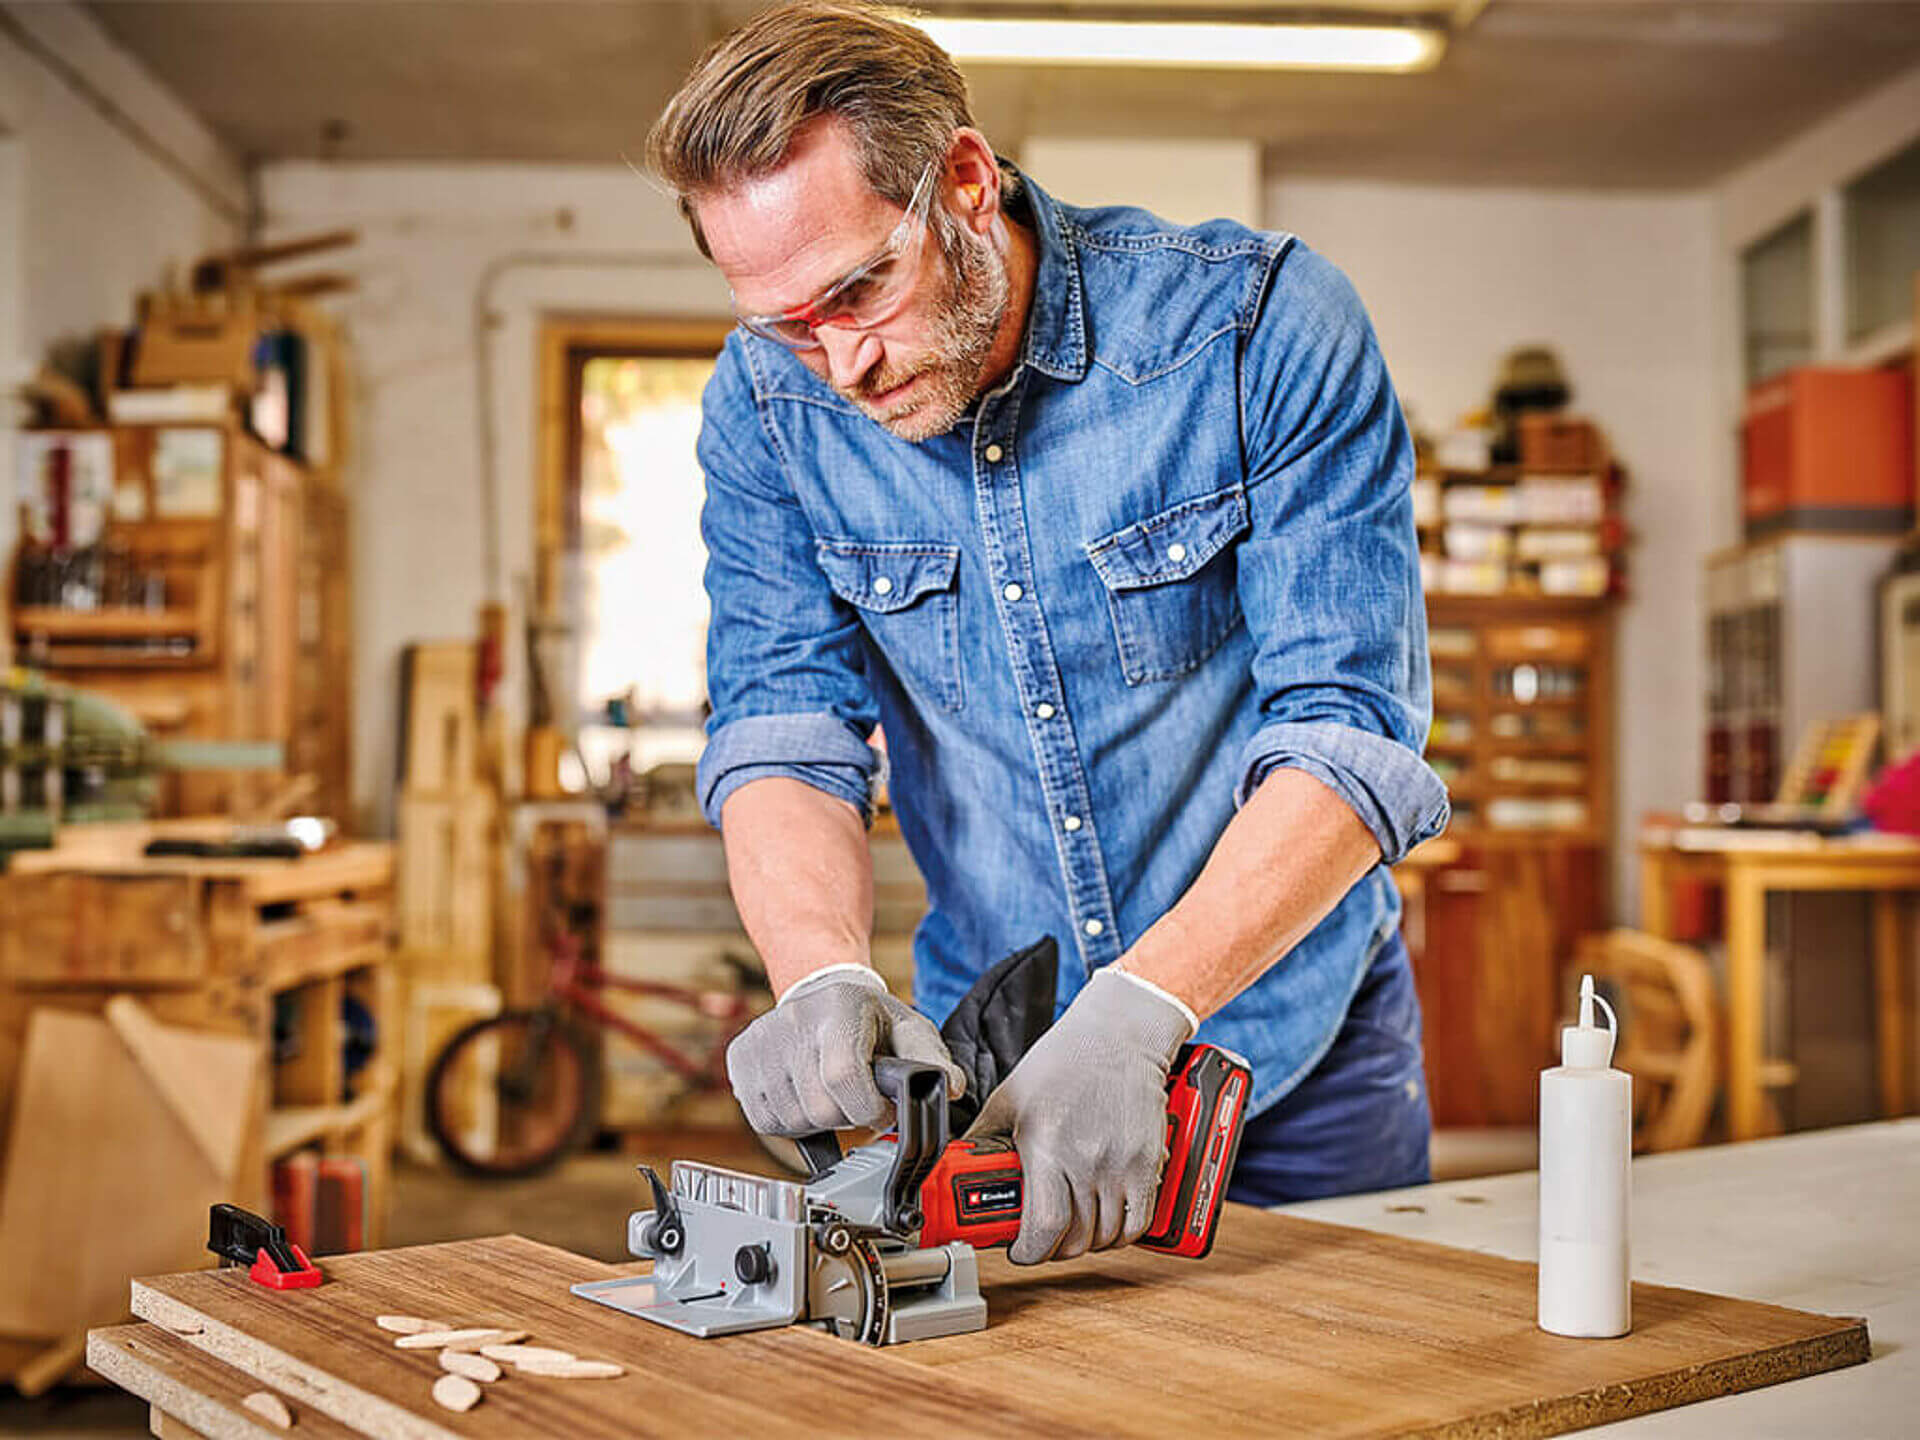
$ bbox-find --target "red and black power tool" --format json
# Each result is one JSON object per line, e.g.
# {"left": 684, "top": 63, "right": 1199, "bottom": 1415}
{"left": 912, "top": 1042, "right": 1252, "bottom": 1259}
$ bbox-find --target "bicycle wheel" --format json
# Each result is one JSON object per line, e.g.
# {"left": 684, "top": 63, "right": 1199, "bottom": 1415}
{"left": 425, "top": 1009, "right": 601, "bottom": 1178}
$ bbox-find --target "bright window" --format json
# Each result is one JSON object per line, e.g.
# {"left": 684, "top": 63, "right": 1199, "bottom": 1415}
{"left": 571, "top": 352, "right": 718, "bottom": 784}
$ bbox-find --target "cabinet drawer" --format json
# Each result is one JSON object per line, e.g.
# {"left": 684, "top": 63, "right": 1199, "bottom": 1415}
{"left": 1, "top": 874, "right": 204, "bottom": 983}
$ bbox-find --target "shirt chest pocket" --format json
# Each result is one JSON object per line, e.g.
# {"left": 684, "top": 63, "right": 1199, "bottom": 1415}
{"left": 815, "top": 539, "right": 965, "bottom": 713}
{"left": 1085, "top": 483, "right": 1249, "bottom": 685}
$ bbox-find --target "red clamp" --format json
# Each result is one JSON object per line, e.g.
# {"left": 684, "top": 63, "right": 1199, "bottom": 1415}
{"left": 209, "top": 1203, "right": 324, "bottom": 1290}
{"left": 249, "top": 1241, "right": 324, "bottom": 1290}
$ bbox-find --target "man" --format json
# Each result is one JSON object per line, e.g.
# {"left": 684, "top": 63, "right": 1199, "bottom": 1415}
{"left": 650, "top": 0, "right": 1449, "bottom": 1266}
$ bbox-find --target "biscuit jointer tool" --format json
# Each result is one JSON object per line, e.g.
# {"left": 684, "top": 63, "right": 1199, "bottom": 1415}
{"left": 571, "top": 1044, "right": 1250, "bottom": 1345}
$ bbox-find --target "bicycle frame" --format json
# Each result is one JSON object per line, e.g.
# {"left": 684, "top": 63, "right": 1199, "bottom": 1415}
{"left": 544, "top": 933, "right": 758, "bottom": 1087}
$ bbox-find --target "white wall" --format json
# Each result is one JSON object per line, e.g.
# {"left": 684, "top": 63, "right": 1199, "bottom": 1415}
{"left": 0, "top": 0, "right": 245, "bottom": 576}
{"left": 258, "top": 162, "right": 728, "bottom": 831}
{"left": 1022, "top": 137, "right": 1260, "bottom": 227}
{"left": 1268, "top": 180, "right": 1720, "bottom": 922}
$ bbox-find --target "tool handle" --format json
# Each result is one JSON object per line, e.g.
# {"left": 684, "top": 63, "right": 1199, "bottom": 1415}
{"left": 794, "top": 1058, "right": 951, "bottom": 1232}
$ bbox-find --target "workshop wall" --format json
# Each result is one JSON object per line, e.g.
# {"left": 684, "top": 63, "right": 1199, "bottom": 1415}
{"left": 257, "top": 160, "right": 728, "bottom": 831}
{"left": 1268, "top": 180, "right": 1719, "bottom": 925}
{"left": 0, "top": 0, "right": 245, "bottom": 580}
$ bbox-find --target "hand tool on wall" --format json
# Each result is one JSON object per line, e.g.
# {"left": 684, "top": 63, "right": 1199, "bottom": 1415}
{"left": 571, "top": 1042, "right": 1249, "bottom": 1345}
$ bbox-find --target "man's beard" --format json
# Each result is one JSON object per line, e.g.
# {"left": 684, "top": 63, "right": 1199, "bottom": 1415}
{"left": 842, "top": 213, "right": 1009, "bottom": 443}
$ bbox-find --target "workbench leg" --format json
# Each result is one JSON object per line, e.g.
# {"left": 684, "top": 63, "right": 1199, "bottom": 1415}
{"left": 1639, "top": 853, "right": 1671, "bottom": 937}
{"left": 1724, "top": 870, "right": 1767, "bottom": 1142}
{"left": 1873, "top": 893, "right": 1912, "bottom": 1120}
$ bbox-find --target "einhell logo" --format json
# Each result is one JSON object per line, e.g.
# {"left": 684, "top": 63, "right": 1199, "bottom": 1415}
{"left": 959, "top": 1180, "right": 1022, "bottom": 1215}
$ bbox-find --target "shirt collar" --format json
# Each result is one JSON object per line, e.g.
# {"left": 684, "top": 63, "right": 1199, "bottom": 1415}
{"left": 1003, "top": 164, "right": 1089, "bottom": 384}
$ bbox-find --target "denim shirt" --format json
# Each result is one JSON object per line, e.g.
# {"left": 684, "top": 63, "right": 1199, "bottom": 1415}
{"left": 694, "top": 172, "right": 1449, "bottom": 1118}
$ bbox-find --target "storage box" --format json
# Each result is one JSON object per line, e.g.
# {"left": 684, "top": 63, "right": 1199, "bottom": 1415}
{"left": 1742, "top": 367, "right": 1913, "bottom": 537}
{"left": 1517, "top": 414, "right": 1606, "bottom": 473}
{"left": 131, "top": 294, "right": 261, "bottom": 390}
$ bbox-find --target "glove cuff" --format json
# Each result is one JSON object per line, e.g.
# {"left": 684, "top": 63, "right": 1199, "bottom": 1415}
{"left": 777, "top": 962, "right": 886, "bottom": 1008}
{"left": 1078, "top": 967, "right": 1195, "bottom": 1062}
{"left": 1107, "top": 966, "right": 1201, "bottom": 1038}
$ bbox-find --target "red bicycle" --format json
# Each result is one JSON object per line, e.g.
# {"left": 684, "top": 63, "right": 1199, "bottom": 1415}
{"left": 425, "top": 926, "right": 786, "bottom": 1178}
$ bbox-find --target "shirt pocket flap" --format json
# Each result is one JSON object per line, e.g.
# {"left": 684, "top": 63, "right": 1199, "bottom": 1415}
{"left": 816, "top": 540, "right": 961, "bottom": 613}
{"left": 1085, "top": 483, "right": 1249, "bottom": 592}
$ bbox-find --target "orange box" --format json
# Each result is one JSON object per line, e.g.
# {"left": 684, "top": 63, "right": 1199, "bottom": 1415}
{"left": 1742, "top": 367, "right": 1913, "bottom": 537}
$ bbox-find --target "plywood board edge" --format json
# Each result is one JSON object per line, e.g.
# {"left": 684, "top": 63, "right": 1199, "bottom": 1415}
{"left": 1446, "top": 1316, "right": 1872, "bottom": 1440}
{"left": 130, "top": 1280, "right": 460, "bottom": 1440}
{"left": 87, "top": 1326, "right": 290, "bottom": 1440}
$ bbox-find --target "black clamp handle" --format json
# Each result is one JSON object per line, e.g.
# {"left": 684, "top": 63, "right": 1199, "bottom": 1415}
{"left": 797, "top": 1058, "right": 949, "bottom": 1236}
{"left": 636, "top": 1165, "right": 685, "bottom": 1256}
{"left": 207, "top": 1203, "right": 322, "bottom": 1290}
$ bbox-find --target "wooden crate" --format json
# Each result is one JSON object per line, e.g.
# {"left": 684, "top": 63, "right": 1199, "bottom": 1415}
{"left": 130, "top": 292, "right": 260, "bottom": 390}
{"left": 1517, "top": 412, "right": 1608, "bottom": 473}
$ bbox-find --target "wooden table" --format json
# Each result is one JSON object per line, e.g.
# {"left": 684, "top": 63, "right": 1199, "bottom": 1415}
{"left": 1638, "top": 823, "right": 1920, "bottom": 1140}
{"left": 1289, "top": 1118, "right": 1920, "bottom": 1437}
{"left": 90, "top": 1201, "right": 1867, "bottom": 1438}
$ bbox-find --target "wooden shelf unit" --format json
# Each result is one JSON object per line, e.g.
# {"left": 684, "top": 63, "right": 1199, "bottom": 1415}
{"left": 1416, "top": 594, "right": 1616, "bottom": 1128}
{"left": 8, "top": 424, "right": 352, "bottom": 823}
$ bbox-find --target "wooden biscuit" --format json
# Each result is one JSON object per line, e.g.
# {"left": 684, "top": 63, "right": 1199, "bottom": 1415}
{"left": 432, "top": 1374, "right": 483, "bottom": 1412}
{"left": 439, "top": 1350, "right": 501, "bottom": 1383}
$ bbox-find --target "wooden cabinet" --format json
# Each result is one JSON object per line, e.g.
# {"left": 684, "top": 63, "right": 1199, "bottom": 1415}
{"left": 9, "top": 424, "right": 351, "bottom": 822}
{"left": 1417, "top": 596, "right": 1615, "bottom": 1126}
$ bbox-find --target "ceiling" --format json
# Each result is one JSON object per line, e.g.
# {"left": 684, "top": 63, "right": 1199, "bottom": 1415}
{"left": 81, "top": 1, "right": 1920, "bottom": 189}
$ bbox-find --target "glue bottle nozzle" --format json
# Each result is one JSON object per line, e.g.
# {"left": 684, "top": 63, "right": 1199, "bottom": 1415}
{"left": 1579, "top": 974, "right": 1596, "bottom": 1029}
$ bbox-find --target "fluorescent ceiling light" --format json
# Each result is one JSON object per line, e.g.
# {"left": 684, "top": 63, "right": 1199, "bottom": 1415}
{"left": 911, "top": 16, "right": 1446, "bottom": 72}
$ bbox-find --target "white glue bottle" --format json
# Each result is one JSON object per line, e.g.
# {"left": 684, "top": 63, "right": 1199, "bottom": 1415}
{"left": 1538, "top": 973, "right": 1631, "bottom": 1338}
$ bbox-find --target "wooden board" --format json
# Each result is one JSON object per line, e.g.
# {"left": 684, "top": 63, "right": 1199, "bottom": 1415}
{"left": 118, "top": 1219, "right": 1867, "bottom": 1440}
{"left": 0, "top": 1008, "right": 228, "bottom": 1339}
{"left": 129, "top": 1235, "right": 1088, "bottom": 1440}
{"left": 89, "top": 1324, "right": 361, "bottom": 1440}
{"left": 930, "top": 1206, "right": 1870, "bottom": 1437}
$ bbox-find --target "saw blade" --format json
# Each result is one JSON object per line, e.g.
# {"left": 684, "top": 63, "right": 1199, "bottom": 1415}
{"left": 806, "top": 1232, "right": 889, "bottom": 1345}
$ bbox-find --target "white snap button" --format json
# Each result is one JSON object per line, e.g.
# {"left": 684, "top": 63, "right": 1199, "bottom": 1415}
{"left": 1035, "top": 702, "right": 1056, "bottom": 720}
{"left": 1167, "top": 542, "right": 1188, "bottom": 563}
{"left": 1003, "top": 582, "right": 1023, "bottom": 602}
{"left": 1063, "top": 815, "right": 1082, "bottom": 832}
{"left": 1083, "top": 918, "right": 1104, "bottom": 938}
{"left": 985, "top": 444, "right": 1004, "bottom": 463}
{"left": 872, "top": 576, "right": 893, "bottom": 596}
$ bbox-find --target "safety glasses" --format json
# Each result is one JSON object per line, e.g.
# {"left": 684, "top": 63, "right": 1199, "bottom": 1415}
{"left": 732, "top": 162, "right": 939, "bottom": 351}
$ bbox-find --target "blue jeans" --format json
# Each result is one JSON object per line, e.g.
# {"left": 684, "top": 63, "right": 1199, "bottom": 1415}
{"left": 1225, "top": 931, "right": 1432, "bottom": 1205}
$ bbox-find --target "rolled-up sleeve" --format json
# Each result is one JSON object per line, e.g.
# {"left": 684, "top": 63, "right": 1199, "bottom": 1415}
{"left": 1232, "top": 243, "right": 1449, "bottom": 864}
{"left": 695, "top": 334, "right": 882, "bottom": 828}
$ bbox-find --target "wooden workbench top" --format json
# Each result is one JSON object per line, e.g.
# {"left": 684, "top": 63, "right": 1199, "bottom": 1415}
{"left": 9, "top": 839, "right": 392, "bottom": 900}
{"left": 102, "top": 1205, "right": 1867, "bottom": 1440}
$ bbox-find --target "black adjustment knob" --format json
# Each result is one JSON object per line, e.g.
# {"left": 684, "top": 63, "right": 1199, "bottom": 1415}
{"left": 644, "top": 1217, "right": 683, "bottom": 1256}
{"left": 733, "top": 1243, "right": 774, "bottom": 1285}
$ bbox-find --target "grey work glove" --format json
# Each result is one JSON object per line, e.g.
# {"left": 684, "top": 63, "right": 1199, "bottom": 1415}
{"left": 726, "top": 966, "right": 966, "bottom": 1137}
{"left": 964, "top": 968, "right": 1194, "bottom": 1265}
